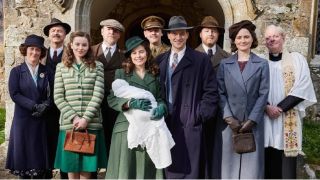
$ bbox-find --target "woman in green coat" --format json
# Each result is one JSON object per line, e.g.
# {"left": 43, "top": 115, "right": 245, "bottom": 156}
{"left": 106, "top": 36, "right": 167, "bottom": 179}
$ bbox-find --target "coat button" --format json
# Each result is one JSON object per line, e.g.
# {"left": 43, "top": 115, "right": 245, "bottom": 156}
{"left": 78, "top": 98, "right": 81, "bottom": 100}
{"left": 78, "top": 86, "right": 81, "bottom": 88}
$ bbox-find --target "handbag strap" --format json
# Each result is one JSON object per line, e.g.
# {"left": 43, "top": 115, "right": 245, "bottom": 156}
{"left": 70, "top": 127, "right": 91, "bottom": 146}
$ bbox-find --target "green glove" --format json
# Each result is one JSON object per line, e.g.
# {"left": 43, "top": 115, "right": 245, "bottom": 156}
{"left": 150, "top": 104, "right": 166, "bottom": 120}
{"left": 129, "top": 98, "right": 152, "bottom": 111}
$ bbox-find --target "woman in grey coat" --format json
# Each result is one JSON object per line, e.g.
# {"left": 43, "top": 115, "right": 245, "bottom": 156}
{"left": 217, "top": 20, "right": 269, "bottom": 179}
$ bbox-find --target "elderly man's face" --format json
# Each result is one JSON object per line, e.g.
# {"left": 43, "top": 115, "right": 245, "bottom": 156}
{"left": 101, "top": 26, "right": 121, "bottom": 46}
{"left": 200, "top": 27, "right": 219, "bottom": 47}
{"left": 264, "top": 27, "right": 285, "bottom": 54}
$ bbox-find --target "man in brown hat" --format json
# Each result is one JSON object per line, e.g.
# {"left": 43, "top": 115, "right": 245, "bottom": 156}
{"left": 42, "top": 18, "right": 71, "bottom": 179}
{"left": 156, "top": 15, "right": 219, "bottom": 179}
{"left": 91, "top": 19, "right": 126, "bottom": 162}
{"left": 195, "top": 16, "right": 230, "bottom": 179}
{"left": 195, "top": 16, "right": 230, "bottom": 72}
{"left": 141, "top": 15, "right": 169, "bottom": 58}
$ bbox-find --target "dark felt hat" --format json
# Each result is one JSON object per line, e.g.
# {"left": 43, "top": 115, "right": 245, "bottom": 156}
{"left": 229, "top": 20, "right": 256, "bottom": 40}
{"left": 21, "top": 34, "right": 46, "bottom": 50}
{"left": 125, "top": 36, "right": 145, "bottom": 57}
{"left": 198, "top": 16, "right": 225, "bottom": 33}
{"left": 43, "top": 18, "right": 71, "bottom": 36}
{"left": 164, "top": 16, "right": 193, "bottom": 31}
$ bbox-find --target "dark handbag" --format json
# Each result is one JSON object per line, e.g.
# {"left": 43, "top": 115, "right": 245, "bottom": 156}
{"left": 64, "top": 128, "right": 96, "bottom": 154}
{"left": 232, "top": 132, "right": 256, "bottom": 154}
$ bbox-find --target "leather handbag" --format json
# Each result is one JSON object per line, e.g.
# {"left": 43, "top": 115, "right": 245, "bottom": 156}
{"left": 64, "top": 128, "right": 96, "bottom": 154}
{"left": 232, "top": 132, "right": 256, "bottom": 154}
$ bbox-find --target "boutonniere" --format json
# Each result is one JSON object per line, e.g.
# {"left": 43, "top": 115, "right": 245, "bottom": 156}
{"left": 39, "top": 73, "right": 45, "bottom": 78}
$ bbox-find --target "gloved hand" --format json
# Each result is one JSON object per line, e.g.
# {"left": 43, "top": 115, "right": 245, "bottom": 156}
{"left": 239, "top": 120, "right": 256, "bottom": 133}
{"left": 150, "top": 104, "right": 166, "bottom": 120}
{"left": 129, "top": 98, "right": 152, "bottom": 111}
{"left": 224, "top": 117, "right": 241, "bottom": 133}
{"left": 32, "top": 103, "right": 49, "bottom": 117}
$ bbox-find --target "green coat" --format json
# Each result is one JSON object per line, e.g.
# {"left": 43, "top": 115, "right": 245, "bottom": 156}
{"left": 106, "top": 69, "right": 165, "bottom": 179}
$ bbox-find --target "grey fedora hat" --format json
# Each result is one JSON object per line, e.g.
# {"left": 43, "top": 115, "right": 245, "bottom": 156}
{"left": 164, "top": 16, "right": 193, "bottom": 31}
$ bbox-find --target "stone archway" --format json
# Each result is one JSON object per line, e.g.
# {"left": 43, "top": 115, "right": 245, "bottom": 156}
{"left": 75, "top": 0, "right": 262, "bottom": 51}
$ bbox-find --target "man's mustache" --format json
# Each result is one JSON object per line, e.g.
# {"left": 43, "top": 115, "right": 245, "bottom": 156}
{"left": 53, "top": 34, "right": 61, "bottom": 38}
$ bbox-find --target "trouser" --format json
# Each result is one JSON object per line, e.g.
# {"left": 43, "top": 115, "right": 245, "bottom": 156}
{"left": 265, "top": 147, "right": 297, "bottom": 179}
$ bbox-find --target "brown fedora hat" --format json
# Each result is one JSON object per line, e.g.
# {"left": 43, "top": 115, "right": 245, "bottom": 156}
{"left": 43, "top": 18, "right": 71, "bottom": 36}
{"left": 198, "top": 16, "right": 224, "bottom": 33}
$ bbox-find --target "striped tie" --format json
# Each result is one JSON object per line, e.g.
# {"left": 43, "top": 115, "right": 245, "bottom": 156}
{"left": 171, "top": 53, "right": 178, "bottom": 70}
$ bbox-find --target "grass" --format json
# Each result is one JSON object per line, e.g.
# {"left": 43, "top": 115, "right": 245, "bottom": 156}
{"left": 303, "top": 120, "right": 320, "bottom": 164}
{"left": 0, "top": 108, "right": 4, "bottom": 144}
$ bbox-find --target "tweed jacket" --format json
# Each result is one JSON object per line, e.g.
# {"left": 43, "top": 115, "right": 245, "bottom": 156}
{"left": 54, "top": 61, "right": 105, "bottom": 130}
{"left": 195, "top": 44, "right": 230, "bottom": 72}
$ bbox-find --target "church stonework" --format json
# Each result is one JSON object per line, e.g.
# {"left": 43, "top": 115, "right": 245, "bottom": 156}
{"left": 2, "top": 0, "right": 319, "bottom": 141}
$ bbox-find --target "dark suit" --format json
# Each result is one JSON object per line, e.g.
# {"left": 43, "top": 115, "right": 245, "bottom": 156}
{"left": 92, "top": 43, "right": 125, "bottom": 157}
{"left": 6, "top": 63, "right": 50, "bottom": 177}
{"left": 195, "top": 44, "right": 230, "bottom": 178}
{"left": 156, "top": 47, "right": 219, "bottom": 178}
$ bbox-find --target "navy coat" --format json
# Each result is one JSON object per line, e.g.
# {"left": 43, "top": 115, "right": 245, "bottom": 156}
{"left": 156, "top": 47, "right": 219, "bottom": 178}
{"left": 217, "top": 53, "right": 269, "bottom": 179}
{"left": 6, "top": 62, "right": 50, "bottom": 171}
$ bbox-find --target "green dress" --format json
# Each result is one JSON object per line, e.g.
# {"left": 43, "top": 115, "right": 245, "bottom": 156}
{"left": 106, "top": 69, "right": 165, "bottom": 179}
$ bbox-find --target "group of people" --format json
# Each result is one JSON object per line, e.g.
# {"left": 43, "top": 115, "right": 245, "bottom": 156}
{"left": 5, "top": 13, "right": 317, "bottom": 179}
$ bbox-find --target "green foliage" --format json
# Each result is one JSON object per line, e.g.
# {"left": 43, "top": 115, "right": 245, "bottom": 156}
{"left": 0, "top": 108, "right": 5, "bottom": 144}
{"left": 303, "top": 120, "right": 320, "bottom": 165}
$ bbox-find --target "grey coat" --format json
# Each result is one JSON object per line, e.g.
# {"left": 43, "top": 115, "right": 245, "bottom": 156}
{"left": 217, "top": 53, "right": 269, "bottom": 179}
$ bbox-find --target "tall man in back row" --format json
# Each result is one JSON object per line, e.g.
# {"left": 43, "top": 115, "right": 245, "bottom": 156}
{"left": 156, "top": 16, "right": 219, "bottom": 179}
{"left": 91, "top": 19, "right": 126, "bottom": 159}
{"left": 195, "top": 15, "right": 230, "bottom": 179}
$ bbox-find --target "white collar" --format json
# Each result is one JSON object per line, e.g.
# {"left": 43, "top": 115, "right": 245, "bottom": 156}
{"left": 202, "top": 44, "right": 217, "bottom": 55}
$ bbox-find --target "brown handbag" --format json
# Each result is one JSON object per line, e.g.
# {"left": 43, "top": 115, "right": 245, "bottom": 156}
{"left": 232, "top": 132, "right": 256, "bottom": 154}
{"left": 64, "top": 128, "right": 96, "bottom": 154}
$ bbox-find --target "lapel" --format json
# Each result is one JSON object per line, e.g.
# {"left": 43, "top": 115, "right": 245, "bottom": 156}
{"left": 128, "top": 71, "right": 155, "bottom": 90}
{"left": 158, "top": 51, "right": 170, "bottom": 85}
{"left": 241, "top": 53, "right": 262, "bottom": 83}
{"left": 213, "top": 46, "right": 226, "bottom": 67}
{"left": 173, "top": 47, "right": 193, "bottom": 75}
{"left": 36, "top": 64, "right": 47, "bottom": 92}
{"left": 195, "top": 44, "right": 206, "bottom": 53}
{"left": 225, "top": 55, "right": 246, "bottom": 91}
{"left": 21, "top": 62, "right": 38, "bottom": 91}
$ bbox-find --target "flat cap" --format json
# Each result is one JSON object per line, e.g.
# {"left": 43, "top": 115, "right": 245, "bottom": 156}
{"left": 100, "top": 19, "right": 125, "bottom": 32}
{"left": 141, "top": 16, "right": 165, "bottom": 30}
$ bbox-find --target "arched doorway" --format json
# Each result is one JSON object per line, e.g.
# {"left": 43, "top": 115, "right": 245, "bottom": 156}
{"left": 89, "top": 0, "right": 226, "bottom": 49}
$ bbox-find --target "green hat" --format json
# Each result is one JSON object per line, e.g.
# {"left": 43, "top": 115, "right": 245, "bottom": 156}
{"left": 125, "top": 36, "right": 144, "bottom": 57}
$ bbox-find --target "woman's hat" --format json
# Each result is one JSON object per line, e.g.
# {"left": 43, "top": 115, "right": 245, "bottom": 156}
{"left": 164, "top": 16, "right": 193, "bottom": 31}
{"left": 198, "top": 16, "right": 225, "bottom": 33}
{"left": 43, "top": 18, "right": 71, "bottom": 36}
{"left": 125, "top": 36, "right": 145, "bottom": 57}
{"left": 21, "top": 34, "right": 46, "bottom": 50}
{"left": 229, "top": 20, "right": 256, "bottom": 40}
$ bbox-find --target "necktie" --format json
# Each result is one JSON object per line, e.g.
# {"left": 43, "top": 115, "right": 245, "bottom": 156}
{"left": 53, "top": 50, "right": 58, "bottom": 62}
{"left": 105, "top": 47, "right": 112, "bottom": 62}
{"left": 208, "top": 48, "right": 213, "bottom": 58}
{"left": 171, "top": 53, "right": 178, "bottom": 70}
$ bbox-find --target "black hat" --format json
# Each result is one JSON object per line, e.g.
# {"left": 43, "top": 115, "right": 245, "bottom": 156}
{"left": 164, "top": 16, "right": 193, "bottom": 31}
{"left": 43, "top": 18, "right": 71, "bottom": 36}
{"left": 229, "top": 20, "right": 256, "bottom": 40}
{"left": 21, "top": 34, "right": 46, "bottom": 50}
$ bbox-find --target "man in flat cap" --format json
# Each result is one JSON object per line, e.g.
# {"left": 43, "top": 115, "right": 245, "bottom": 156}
{"left": 91, "top": 19, "right": 126, "bottom": 161}
{"left": 195, "top": 16, "right": 230, "bottom": 179}
{"left": 156, "top": 15, "right": 219, "bottom": 179}
{"left": 42, "top": 18, "right": 71, "bottom": 179}
{"left": 141, "top": 15, "right": 169, "bottom": 58}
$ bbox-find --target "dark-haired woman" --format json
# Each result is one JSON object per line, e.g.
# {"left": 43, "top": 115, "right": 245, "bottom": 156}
{"left": 6, "top": 34, "right": 51, "bottom": 178}
{"left": 217, "top": 20, "right": 269, "bottom": 179}
{"left": 106, "top": 36, "right": 166, "bottom": 179}
{"left": 53, "top": 31, "right": 107, "bottom": 179}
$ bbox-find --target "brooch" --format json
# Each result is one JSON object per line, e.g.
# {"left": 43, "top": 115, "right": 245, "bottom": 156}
{"left": 39, "top": 73, "right": 45, "bottom": 78}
